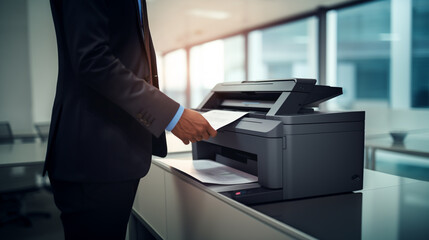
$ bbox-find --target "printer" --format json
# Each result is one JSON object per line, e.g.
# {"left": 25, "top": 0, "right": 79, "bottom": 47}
{"left": 192, "top": 79, "right": 364, "bottom": 204}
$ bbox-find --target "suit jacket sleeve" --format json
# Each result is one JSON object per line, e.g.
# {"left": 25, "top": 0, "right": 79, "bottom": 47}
{"left": 62, "top": 0, "right": 179, "bottom": 137}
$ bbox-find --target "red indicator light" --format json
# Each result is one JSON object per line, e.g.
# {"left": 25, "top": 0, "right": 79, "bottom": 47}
{"left": 235, "top": 192, "right": 241, "bottom": 196}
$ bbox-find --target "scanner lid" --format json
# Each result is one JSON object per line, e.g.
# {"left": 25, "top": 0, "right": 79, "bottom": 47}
{"left": 197, "top": 79, "right": 342, "bottom": 116}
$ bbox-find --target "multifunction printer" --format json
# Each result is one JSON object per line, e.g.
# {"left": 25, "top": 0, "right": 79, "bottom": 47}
{"left": 192, "top": 79, "right": 365, "bottom": 204}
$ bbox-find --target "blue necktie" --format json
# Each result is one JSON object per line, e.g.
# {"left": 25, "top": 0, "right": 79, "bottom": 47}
{"left": 137, "top": 0, "right": 144, "bottom": 37}
{"left": 137, "top": 0, "right": 142, "bottom": 23}
{"left": 138, "top": 0, "right": 153, "bottom": 84}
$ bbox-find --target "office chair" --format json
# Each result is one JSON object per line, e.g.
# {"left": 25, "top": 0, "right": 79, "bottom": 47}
{"left": 34, "top": 123, "right": 50, "bottom": 142}
{"left": 0, "top": 122, "right": 13, "bottom": 144}
{"left": 0, "top": 122, "right": 36, "bottom": 143}
{"left": 0, "top": 167, "right": 51, "bottom": 227}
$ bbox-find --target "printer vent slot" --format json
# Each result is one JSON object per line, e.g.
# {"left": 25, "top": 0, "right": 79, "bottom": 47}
{"left": 215, "top": 146, "right": 258, "bottom": 176}
{"left": 220, "top": 146, "right": 257, "bottom": 163}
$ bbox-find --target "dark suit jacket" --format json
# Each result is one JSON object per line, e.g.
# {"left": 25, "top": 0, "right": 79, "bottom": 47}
{"left": 45, "top": 0, "right": 179, "bottom": 182}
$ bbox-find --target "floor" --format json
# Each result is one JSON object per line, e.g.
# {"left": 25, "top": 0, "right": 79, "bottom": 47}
{"left": 0, "top": 189, "right": 64, "bottom": 240}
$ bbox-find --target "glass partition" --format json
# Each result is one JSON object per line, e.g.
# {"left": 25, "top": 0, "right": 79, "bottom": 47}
{"left": 248, "top": 17, "right": 318, "bottom": 81}
{"left": 327, "top": 0, "right": 429, "bottom": 110}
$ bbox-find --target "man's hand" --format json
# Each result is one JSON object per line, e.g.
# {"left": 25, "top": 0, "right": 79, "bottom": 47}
{"left": 171, "top": 109, "right": 217, "bottom": 145}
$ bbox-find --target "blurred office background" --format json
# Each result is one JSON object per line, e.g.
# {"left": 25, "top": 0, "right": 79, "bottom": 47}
{"left": 1, "top": 0, "right": 428, "bottom": 238}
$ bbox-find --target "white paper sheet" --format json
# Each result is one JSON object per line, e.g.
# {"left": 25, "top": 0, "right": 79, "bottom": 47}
{"left": 158, "top": 159, "right": 258, "bottom": 185}
{"left": 202, "top": 110, "right": 248, "bottom": 130}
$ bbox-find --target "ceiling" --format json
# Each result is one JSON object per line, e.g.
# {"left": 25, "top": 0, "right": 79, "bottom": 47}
{"left": 146, "top": 0, "right": 357, "bottom": 53}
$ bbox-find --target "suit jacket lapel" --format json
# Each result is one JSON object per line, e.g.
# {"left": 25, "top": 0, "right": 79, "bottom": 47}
{"left": 133, "top": 0, "right": 156, "bottom": 86}
{"left": 141, "top": 0, "right": 154, "bottom": 85}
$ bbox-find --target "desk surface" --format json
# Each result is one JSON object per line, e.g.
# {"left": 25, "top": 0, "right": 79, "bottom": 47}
{"left": 152, "top": 153, "right": 429, "bottom": 240}
{"left": 0, "top": 142, "right": 47, "bottom": 168}
{"left": 0, "top": 137, "right": 188, "bottom": 168}
{"left": 251, "top": 170, "right": 429, "bottom": 240}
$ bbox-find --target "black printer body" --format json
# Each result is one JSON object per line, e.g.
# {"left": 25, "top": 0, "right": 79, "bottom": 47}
{"left": 191, "top": 79, "right": 364, "bottom": 204}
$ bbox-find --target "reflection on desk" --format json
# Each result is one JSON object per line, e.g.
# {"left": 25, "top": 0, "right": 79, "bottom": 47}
{"left": 253, "top": 171, "right": 429, "bottom": 240}
{"left": 0, "top": 142, "right": 47, "bottom": 168}
{"left": 0, "top": 142, "right": 47, "bottom": 192}
{"left": 251, "top": 193, "right": 362, "bottom": 240}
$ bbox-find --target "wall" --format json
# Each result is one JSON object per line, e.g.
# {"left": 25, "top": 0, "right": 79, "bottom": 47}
{"left": 0, "top": 0, "right": 34, "bottom": 134}
{"left": 27, "top": 0, "right": 58, "bottom": 125}
{"left": 0, "top": 0, "right": 57, "bottom": 134}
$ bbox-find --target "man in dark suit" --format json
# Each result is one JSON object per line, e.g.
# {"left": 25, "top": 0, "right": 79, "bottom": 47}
{"left": 45, "top": 0, "right": 217, "bottom": 239}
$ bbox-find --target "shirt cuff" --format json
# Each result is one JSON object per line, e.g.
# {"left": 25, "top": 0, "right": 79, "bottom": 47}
{"left": 165, "top": 105, "right": 184, "bottom": 131}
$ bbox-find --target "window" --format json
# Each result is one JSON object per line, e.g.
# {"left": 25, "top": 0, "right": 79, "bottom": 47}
{"left": 160, "top": 0, "right": 429, "bottom": 111}
{"left": 327, "top": 0, "right": 391, "bottom": 108}
{"left": 412, "top": 0, "right": 429, "bottom": 108}
{"left": 190, "top": 36, "right": 245, "bottom": 108}
{"left": 162, "top": 49, "right": 187, "bottom": 106}
{"left": 327, "top": 0, "right": 429, "bottom": 109}
{"left": 248, "top": 17, "right": 318, "bottom": 81}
